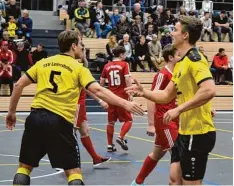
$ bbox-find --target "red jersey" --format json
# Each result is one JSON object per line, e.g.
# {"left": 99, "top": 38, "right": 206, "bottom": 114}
{"left": 151, "top": 66, "right": 178, "bottom": 129}
{"left": 0, "top": 66, "right": 12, "bottom": 78}
{"left": 101, "top": 60, "right": 130, "bottom": 99}
{"left": 78, "top": 89, "right": 86, "bottom": 105}
{"left": 0, "top": 49, "right": 14, "bottom": 64}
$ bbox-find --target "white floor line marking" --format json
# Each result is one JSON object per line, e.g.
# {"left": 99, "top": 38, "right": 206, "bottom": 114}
{"left": 0, "top": 154, "right": 63, "bottom": 183}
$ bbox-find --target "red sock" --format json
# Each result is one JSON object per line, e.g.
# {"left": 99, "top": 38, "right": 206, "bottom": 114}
{"left": 135, "top": 156, "right": 158, "bottom": 184}
{"left": 119, "top": 121, "right": 132, "bottom": 139}
{"left": 81, "top": 136, "right": 101, "bottom": 161}
{"left": 106, "top": 124, "right": 114, "bottom": 145}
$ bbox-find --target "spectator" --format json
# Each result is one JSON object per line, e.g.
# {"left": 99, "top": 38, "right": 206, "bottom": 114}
{"left": 74, "top": 0, "right": 91, "bottom": 37}
{"left": 32, "top": 44, "right": 48, "bottom": 64}
{"left": 110, "top": 8, "right": 121, "bottom": 28}
{"left": 212, "top": 48, "right": 232, "bottom": 84}
{"left": 134, "top": 35, "right": 151, "bottom": 72}
{"left": 118, "top": 33, "right": 134, "bottom": 68}
{"left": 106, "top": 35, "right": 118, "bottom": 61}
{"left": 148, "top": 34, "right": 164, "bottom": 71}
{"left": 228, "top": 10, "right": 233, "bottom": 30}
{"left": 0, "top": 31, "right": 15, "bottom": 51}
{"left": 0, "top": 60, "right": 13, "bottom": 95}
{"left": 145, "top": 15, "right": 158, "bottom": 35}
{"left": 160, "top": 29, "right": 172, "bottom": 49}
{"left": 115, "top": 15, "right": 130, "bottom": 41}
{"left": 0, "top": 9, "right": 6, "bottom": 36}
{"left": 200, "top": 12, "right": 213, "bottom": 42}
{"left": 14, "top": 41, "right": 33, "bottom": 80}
{"left": 113, "top": 0, "right": 126, "bottom": 15}
{"left": 176, "top": 6, "right": 187, "bottom": 19}
{"left": 93, "top": 1, "right": 112, "bottom": 38}
{"left": 0, "top": 0, "right": 5, "bottom": 17}
{"left": 183, "top": 0, "right": 196, "bottom": 13}
{"left": 198, "top": 46, "right": 208, "bottom": 61}
{"left": 145, "top": 24, "right": 157, "bottom": 42}
{"left": 162, "top": 9, "right": 176, "bottom": 32}
{"left": 213, "top": 10, "right": 233, "bottom": 42}
{"left": 131, "top": 15, "right": 145, "bottom": 44}
{"left": 151, "top": 5, "right": 164, "bottom": 27}
{"left": 0, "top": 41, "right": 13, "bottom": 64}
{"left": 131, "top": 3, "right": 144, "bottom": 23}
{"left": 201, "top": 0, "right": 213, "bottom": 14}
{"left": 7, "top": 16, "right": 17, "bottom": 39}
{"left": 17, "top": 9, "right": 33, "bottom": 44}
{"left": 6, "top": 0, "right": 21, "bottom": 21}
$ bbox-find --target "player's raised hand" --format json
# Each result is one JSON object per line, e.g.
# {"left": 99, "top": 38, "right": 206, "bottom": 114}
{"left": 146, "top": 124, "right": 155, "bottom": 137}
{"left": 100, "top": 101, "right": 109, "bottom": 110}
{"left": 163, "top": 108, "right": 180, "bottom": 124}
{"left": 125, "top": 79, "right": 144, "bottom": 97}
{"left": 211, "top": 108, "right": 216, "bottom": 117}
{"left": 6, "top": 112, "right": 16, "bottom": 130}
{"left": 125, "top": 101, "right": 144, "bottom": 116}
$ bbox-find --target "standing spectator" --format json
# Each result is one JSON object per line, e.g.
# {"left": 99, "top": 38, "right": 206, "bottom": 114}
{"left": 17, "top": 9, "right": 33, "bottom": 44}
{"left": 118, "top": 34, "right": 134, "bottom": 68}
{"left": 32, "top": 44, "right": 48, "bottom": 64}
{"left": 110, "top": 8, "right": 121, "bottom": 28}
{"left": 213, "top": 10, "right": 233, "bottom": 42}
{"left": 93, "top": 1, "right": 112, "bottom": 38}
{"left": 201, "top": 0, "right": 213, "bottom": 14}
{"left": 148, "top": 34, "right": 164, "bottom": 71}
{"left": 160, "top": 29, "right": 172, "bottom": 49}
{"left": 113, "top": 0, "right": 126, "bottom": 15}
{"left": 131, "top": 3, "right": 144, "bottom": 23}
{"left": 183, "top": 0, "right": 196, "bottom": 13}
{"left": 162, "top": 9, "right": 176, "bottom": 32}
{"left": 134, "top": 35, "right": 151, "bottom": 72}
{"left": 131, "top": 15, "right": 145, "bottom": 44}
{"left": 6, "top": 0, "right": 21, "bottom": 21}
{"left": 212, "top": 48, "right": 232, "bottom": 84}
{"left": 0, "top": 41, "right": 13, "bottom": 64}
{"left": 74, "top": 0, "right": 91, "bottom": 37}
{"left": 228, "top": 10, "right": 233, "bottom": 30}
{"left": 7, "top": 16, "right": 17, "bottom": 39}
{"left": 200, "top": 12, "right": 213, "bottom": 42}
{"left": 198, "top": 46, "right": 208, "bottom": 61}
{"left": 0, "top": 9, "right": 6, "bottom": 36}
{"left": 0, "top": 60, "right": 13, "bottom": 95}
{"left": 0, "top": 0, "right": 6, "bottom": 17}
{"left": 14, "top": 42, "right": 33, "bottom": 81}
{"left": 106, "top": 35, "right": 118, "bottom": 61}
{"left": 145, "top": 15, "right": 158, "bottom": 35}
{"left": 145, "top": 24, "right": 157, "bottom": 42}
{"left": 115, "top": 15, "right": 130, "bottom": 41}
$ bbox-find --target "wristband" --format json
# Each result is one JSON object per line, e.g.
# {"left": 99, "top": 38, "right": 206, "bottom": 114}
{"left": 99, "top": 100, "right": 103, "bottom": 104}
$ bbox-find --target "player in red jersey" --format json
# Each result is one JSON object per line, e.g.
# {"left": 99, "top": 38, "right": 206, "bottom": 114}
{"left": 100, "top": 46, "right": 133, "bottom": 152}
{"left": 74, "top": 46, "right": 111, "bottom": 167}
{"left": 131, "top": 44, "right": 181, "bottom": 185}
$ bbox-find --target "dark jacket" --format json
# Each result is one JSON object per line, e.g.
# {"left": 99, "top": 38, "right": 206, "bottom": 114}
{"left": 116, "top": 20, "right": 130, "bottom": 35}
{"left": 132, "top": 11, "right": 144, "bottom": 22}
{"left": 6, "top": 4, "right": 21, "bottom": 20}
{"left": 15, "top": 50, "right": 33, "bottom": 70}
{"left": 160, "top": 35, "right": 172, "bottom": 49}
{"left": 135, "top": 42, "right": 149, "bottom": 57}
{"left": 32, "top": 50, "right": 48, "bottom": 64}
{"left": 119, "top": 40, "right": 135, "bottom": 54}
{"left": 131, "top": 22, "right": 145, "bottom": 37}
{"left": 74, "top": 7, "right": 90, "bottom": 23}
{"left": 144, "top": 22, "right": 158, "bottom": 34}
{"left": 89, "top": 7, "right": 109, "bottom": 28}
{"left": 162, "top": 14, "right": 176, "bottom": 26}
{"left": 18, "top": 17, "right": 33, "bottom": 33}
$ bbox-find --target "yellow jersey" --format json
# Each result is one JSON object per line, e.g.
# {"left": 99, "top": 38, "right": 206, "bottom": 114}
{"left": 26, "top": 54, "right": 95, "bottom": 124}
{"left": 171, "top": 48, "right": 216, "bottom": 135}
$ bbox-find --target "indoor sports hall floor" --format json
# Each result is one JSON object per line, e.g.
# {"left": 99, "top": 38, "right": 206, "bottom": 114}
{"left": 0, "top": 112, "right": 232, "bottom": 185}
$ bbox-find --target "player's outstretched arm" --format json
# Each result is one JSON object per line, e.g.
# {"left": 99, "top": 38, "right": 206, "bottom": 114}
{"left": 85, "top": 89, "right": 109, "bottom": 110}
{"left": 6, "top": 75, "right": 32, "bottom": 130}
{"left": 125, "top": 79, "right": 177, "bottom": 104}
{"left": 87, "top": 82, "right": 144, "bottom": 116}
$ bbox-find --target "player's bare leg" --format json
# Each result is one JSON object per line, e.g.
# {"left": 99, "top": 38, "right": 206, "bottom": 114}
{"left": 169, "top": 162, "right": 182, "bottom": 185}
{"left": 116, "top": 121, "right": 132, "bottom": 150}
{"left": 106, "top": 122, "right": 116, "bottom": 152}
{"left": 64, "top": 168, "right": 84, "bottom": 185}
{"left": 13, "top": 163, "right": 33, "bottom": 185}
{"left": 76, "top": 122, "right": 111, "bottom": 167}
{"left": 132, "top": 146, "right": 167, "bottom": 185}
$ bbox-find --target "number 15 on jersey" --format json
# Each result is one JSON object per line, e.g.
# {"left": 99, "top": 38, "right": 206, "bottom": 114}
{"left": 109, "top": 70, "right": 121, "bottom": 86}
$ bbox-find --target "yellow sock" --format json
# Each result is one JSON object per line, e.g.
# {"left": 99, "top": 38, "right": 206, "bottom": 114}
{"left": 16, "top": 167, "right": 31, "bottom": 176}
{"left": 68, "top": 173, "right": 83, "bottom": 183}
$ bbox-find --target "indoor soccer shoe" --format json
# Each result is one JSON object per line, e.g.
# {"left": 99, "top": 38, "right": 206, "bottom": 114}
{"left": 131, "top": 180, "right": 145, "bottom": 186}
{"left": 93, "top": 157, "right": 111, "bottom": 168}
{"left": 116, "top": 137, "right": 128, "bottom": 150}
{"left": 107, "top": 144, "right": 117, "bottom": 152}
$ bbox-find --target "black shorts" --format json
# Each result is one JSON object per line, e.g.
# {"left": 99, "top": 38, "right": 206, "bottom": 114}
{"left": 171, "top": 131, "right": 216, "bottom": 181}
{"left": 19, "top": 109, "right": 80, "bottom": 170}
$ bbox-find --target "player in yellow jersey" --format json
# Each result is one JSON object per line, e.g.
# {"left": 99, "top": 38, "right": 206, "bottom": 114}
{"left": 126, "top": 16, "right": 216, "bottom": 185}
{"left": 5, "top": 30, "right": 144, "bottom": 185}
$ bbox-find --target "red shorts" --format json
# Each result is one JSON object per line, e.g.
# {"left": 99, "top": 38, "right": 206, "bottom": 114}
{"left": 155, "top": 122, "right": 178, "bottom": 151}
{"left": 108, "top": 105, "right": 133, "bottom": 123}
{"left": 75, "top": 104, "right": 87, "bottom": 127}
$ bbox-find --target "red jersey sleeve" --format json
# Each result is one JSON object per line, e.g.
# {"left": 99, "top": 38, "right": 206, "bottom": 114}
{"left": 123, "top": 63, "right": 131, "bottom": 77}
{"left": 101, "top": 65, "right": 107, "bottom": 80}
{"left": 151, "top": 72, "right": 168, "bottom": 91}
